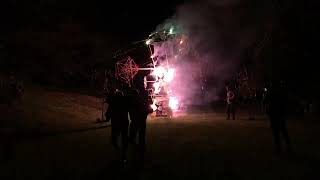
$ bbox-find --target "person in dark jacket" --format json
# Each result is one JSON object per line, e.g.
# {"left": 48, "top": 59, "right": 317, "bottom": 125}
{"left": 128, "top": 88, "right": 152, "bottom": 159}
{"left": 266, "top": 80, "right": 292, "bottom": 154}
{"left": 105, "top": 89, "right": 130, "bottom": 163}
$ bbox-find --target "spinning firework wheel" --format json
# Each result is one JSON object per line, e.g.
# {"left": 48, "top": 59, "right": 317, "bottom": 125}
{"left": 115, "top": 56, "right": 139, "bottom": 86}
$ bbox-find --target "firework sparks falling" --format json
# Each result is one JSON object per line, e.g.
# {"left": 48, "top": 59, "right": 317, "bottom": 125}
{"left": 143, "top": 27, "right": 191, "bottom": 115}
{"left": 114, "top": 25, "right": 190, "bottom": 115}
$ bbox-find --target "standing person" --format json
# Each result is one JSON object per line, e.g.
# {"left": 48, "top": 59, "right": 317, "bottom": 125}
{"left": 266, "top": 80, "right": 292, "bottom": 154}
{"left": 248, "top": 88, "right": 258, "bottom": 120}
{"left": 105, "top": 89, "right": 130, "bottom": 164}
{"left": 129, "top": 88, "right": 152, "bottom": 160}
{"left": 226, "top": 85, "right": 236, "bottom": 120}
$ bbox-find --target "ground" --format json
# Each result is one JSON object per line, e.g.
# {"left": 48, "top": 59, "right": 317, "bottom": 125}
{"left": 0, "top": 86, "right": 319, "bottom": 179}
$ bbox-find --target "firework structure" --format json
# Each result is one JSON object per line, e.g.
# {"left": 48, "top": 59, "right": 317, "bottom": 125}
{"left": 114, "top": 27, "right": 199, "bottom": 117}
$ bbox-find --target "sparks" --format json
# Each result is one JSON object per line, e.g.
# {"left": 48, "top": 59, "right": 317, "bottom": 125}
{"left": 169, "top": 27, "right": 174, "bottom": 34}
{"left": 146, "top": 39, "right": 152, "bottom": 45}
{"left": 151, "top": 99, "right": 158, "bottom": 111}
{"left": 152, "top": 66, "right": 166, "bottom": 78}
{"left": 113, "top": 26, "right": 195, "bottom": 117}
{"left": 153, "top": 82, "right": 161, "bottom": 94}
{"left": 164, "top": 68, "right": 175, "bottom": 83}
{"left": 169, "top": 97, "right": 179, "bottom": 110}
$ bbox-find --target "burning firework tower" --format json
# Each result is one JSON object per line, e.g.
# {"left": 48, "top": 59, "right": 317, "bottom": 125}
{"left": 113, "top": 26, "right": 202, "bottom": 117}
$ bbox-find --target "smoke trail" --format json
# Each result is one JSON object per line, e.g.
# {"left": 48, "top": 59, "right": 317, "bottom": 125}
{"left": 154, "top": 0, "right": 272, "bottom": 105}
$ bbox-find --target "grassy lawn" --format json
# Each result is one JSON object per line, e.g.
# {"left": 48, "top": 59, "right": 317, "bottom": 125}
{"left": 1, "top": 86, "right": 319, "bottom": 179}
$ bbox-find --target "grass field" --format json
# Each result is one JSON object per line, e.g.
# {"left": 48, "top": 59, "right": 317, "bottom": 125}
{"left": 1, "top": 86, "right": 319, "bottom": 179}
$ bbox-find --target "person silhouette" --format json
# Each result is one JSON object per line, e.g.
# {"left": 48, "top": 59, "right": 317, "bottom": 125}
{"left": 129, "top": 88, "right": 152, "bottom": 161}
{"left": 226, "top": 85, "right": 236, "bottom": 120}
{"left": 266, "top": 79, "right": 292, "bottom": 154}
{"left": 105, "top": 89, "right": 130, "bottom": 164}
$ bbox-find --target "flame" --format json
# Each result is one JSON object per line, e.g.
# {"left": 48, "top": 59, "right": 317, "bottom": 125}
{"left": 152, "top": 66, "right": 175, "bottom": 82}
{"left": 153, "top": 82, "right": 161, "bottom": 94}
{"left": 151, "top": 99, "right": 157, "bottom": 111}
{"left": 164, "top": 68, "right": 175, "bottom": 83}
{"left": 169, "top": 96, "right": 179, "bottom": 110}
{"left": 152, "top": 66, "right": 166, "bottom": 78}
{"left": 151, "top": 66, "right": 177, "bottom": 111}
{"left": 146, "top": 39, "right": 152, "bottom": 45}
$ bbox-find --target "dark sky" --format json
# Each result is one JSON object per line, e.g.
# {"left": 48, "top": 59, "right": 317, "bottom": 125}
{"left": 0, "top": 0, "right": 317, "bottom": 43}
{"left": 0, "top": 0, "right": 185, "bottom": 42}
{"left": 0, "top": 0, "right": 318, "bottom": 93}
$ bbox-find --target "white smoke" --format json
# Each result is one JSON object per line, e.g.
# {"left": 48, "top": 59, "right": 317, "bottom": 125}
{"left": 153, "top": 0, "right": 272, "bottom": 105}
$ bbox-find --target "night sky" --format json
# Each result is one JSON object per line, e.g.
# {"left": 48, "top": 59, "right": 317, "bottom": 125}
{"left": 0, "top": 0, "right": 317, "bottom": 49}
{"left": 0, "top": 0, "right": 184, "bottom": 42}
{"left": 0, "top": 0, "right": 318, "bottom": 94}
